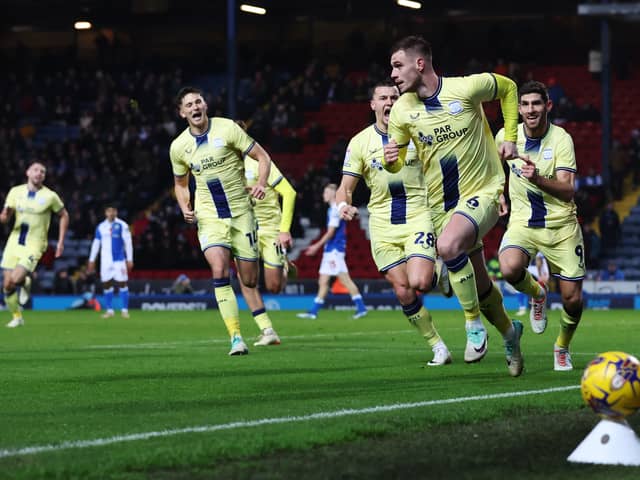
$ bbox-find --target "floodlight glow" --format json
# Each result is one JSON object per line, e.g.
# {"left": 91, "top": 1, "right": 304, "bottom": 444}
{"left": 397, "top": 0, "right": 422, "bottom": 9}
{"left": 240, "top": 4, "right": 266, "bottom": 15}
{"left": 74, "top": 21, "right": 93, "bottom": 30}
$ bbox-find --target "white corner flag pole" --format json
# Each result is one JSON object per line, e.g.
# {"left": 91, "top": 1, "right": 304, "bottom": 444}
{"left": 568, "top": 418, "right": 640, "bottom": 466}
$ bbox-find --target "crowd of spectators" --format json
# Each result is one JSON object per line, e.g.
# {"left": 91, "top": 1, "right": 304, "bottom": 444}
{"left": 1, "top": 56, "right": 388, "bottom": 273}
{"left": 0, "top": 66, "right": 182, "bottom": 241}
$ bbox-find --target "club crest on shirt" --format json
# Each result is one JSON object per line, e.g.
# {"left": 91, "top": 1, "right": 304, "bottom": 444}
{"left": 542, "top": 148, "right": 553, "bottom": 160}
{"left": 371, "top": 158, "right": 384, "bottom": 171}
{"left": 448, "top": 101, "right": 463, "bottom": 115}
{"left": 418, "top": 131, "right": 433, "bottom": 146}
{"left": 212, "top": 138, "right": 226, "bottom": 148}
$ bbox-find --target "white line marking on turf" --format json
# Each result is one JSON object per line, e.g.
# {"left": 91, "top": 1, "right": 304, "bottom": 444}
{"left": 0, "top": 385, "right": 578, "bottom": 459}
{"left": 80, "top": 336, "right": 604, "bottom": 359}
{"left": 83, "top": 330, "right": 415, "bottom": 349}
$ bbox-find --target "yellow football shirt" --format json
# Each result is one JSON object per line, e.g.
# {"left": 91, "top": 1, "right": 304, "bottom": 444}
{"left": 170, "top": 117, "right": 255, "bottom": 219}
{"left": 4, "top": 184, "right": 64, "bottom": 252}
{"left": 496, "top": 123, "right": 577, "bottom": 228}
{"left": 388, "top": 73, "right": 505, "bottom": 216}
{"left": 244, "top": 156, "right": 284, "bottom": 229}
{"left": 342, "top": 124, "right": 425, "bottom": 225}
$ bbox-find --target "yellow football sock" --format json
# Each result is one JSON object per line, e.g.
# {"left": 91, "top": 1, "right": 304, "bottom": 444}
{"left": 403, "top": 298, "right": 441, "bottom": 347}
{"left": 214, "top": 280, "right": 241, "bottom": 338}
{"left": 3, "top": 289, "right": 20, "bottom": 317}
{"left": 513, "top": 270, "right": 544, "bottom": 299}
{"left": 479, "top": 283, "right": 512, "bottom": 336}
{"left": 445, "top": 255, "right": 480, "bottom": 321}
{"left": 556, "top": 308, "right": 581, "bottom": 348}
{"left": 252, "top": 308, "right": 273, "bottom": 331}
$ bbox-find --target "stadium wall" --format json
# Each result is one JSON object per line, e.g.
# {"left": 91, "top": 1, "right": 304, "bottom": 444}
{"left": 3, "top": 280, "right": 638, "bottom": 312}
{"left": 6, "top": 290, "right": 639, "bottom": 312}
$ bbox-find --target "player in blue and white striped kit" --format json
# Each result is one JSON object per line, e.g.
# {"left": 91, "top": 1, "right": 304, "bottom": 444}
{"left": 87, "top": 205, "right": 134, "bottom": 318}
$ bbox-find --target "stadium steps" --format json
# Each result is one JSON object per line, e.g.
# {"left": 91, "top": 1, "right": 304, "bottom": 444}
{"left": 533, "top": 66, "right": 640, "bottom": 176}
{"left": 288, "top": 217, "right": 320, "bottom": 262}
{"left": 274, "top": 103, "right": 370, "bottom": 179}
{"left": 293, "top": 217, "right": 378, "bottom": 279}
{"left": 596, "top": 188, "right": 640, "bottom": 278}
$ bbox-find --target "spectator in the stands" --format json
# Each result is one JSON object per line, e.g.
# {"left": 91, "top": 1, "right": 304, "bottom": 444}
{"left": 582, "top": 223, "right": 601, "bottom": 270}
{"left": 576, "top": 102, "right": 600, "bottom": 122}
{"left": 270, "top": 127, "right": 287, "bottom": 153}
{"left": 577, "top": 167, "right": 605, "bottom": 213}
{"left": 598, "top": 261, "right": 625, "bottom": 281}
{"left": 599, "top": 203, "right": 621, "bottom": 250}
{"left": 609, "top": 140, "right": 629, "bottom": 200}
{"left": 579, "top": 167, "right": 604, "bottom": 191}
{"left": 53, "top": 268, "right": 74, "bottom": 294}
{"left": 71, "top": 264, "right": 92, "bottom": 295}
{"left": 171, "top": 273, "right": 193, "bottom": 294}
{"left": 248, "top": 107, "right": 271, "bottom": 144}
{"left": 546, "top": 77, "right": 566, "bottom": 106}
{"left": 272, "top": 103, "right": 289, "bottom": 129}
{"left": 287, "top": 129, "right": 303, "bottom": 153}
{"left": 303, "top": 62, "right": 323, "bottom": 111}
{"left": 251, "top": 70, "right": 269, "bottom": 106}
{"left": 553, "top": 96, "right": 577, "bottom": 124}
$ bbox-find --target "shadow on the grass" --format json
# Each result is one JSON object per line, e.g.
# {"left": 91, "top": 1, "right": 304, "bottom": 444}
{"left": 146, "top": 410, "right": 640, "bottom": 480}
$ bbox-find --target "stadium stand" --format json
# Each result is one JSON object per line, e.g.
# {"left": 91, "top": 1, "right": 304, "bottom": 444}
{"left": 3, "top": 57, "right": 640, "bottom": 285}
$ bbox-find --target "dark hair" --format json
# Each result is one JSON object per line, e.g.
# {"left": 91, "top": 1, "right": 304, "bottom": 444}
{"left": 518, "top": 81, "right": 549, "bottom": 103}
{"left": 175, "top": 86, "right": 203, "bottom": 109}
{"left": 369, "top": 80, "right": 399, "bottom": 99}
{"left": 104, "top": 202, "right": 117, "bottom": 210}
{"left": 28, "top": 161, "right": 47, "bottom": 170}
{"left": 391, "top": 35, "right": 432, "bottom": 59}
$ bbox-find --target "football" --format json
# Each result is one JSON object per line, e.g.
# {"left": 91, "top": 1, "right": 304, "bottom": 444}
{"left": 581, "top": 351, "right": 640, "bottom": 419}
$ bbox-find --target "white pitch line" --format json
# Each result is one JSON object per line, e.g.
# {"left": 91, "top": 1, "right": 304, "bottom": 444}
{"left": 0, "top": 385, "right": 578, "bottom": 459}
{"left": 83, "top": 330, "right": 415, "bottom": 349}
{"left": 80, "top": 335, "right": 604, "bottom": 358}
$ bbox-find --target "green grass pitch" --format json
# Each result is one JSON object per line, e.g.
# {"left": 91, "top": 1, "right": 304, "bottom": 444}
{"left": 1, "top": 308, "right": 639, "bottom": 479}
